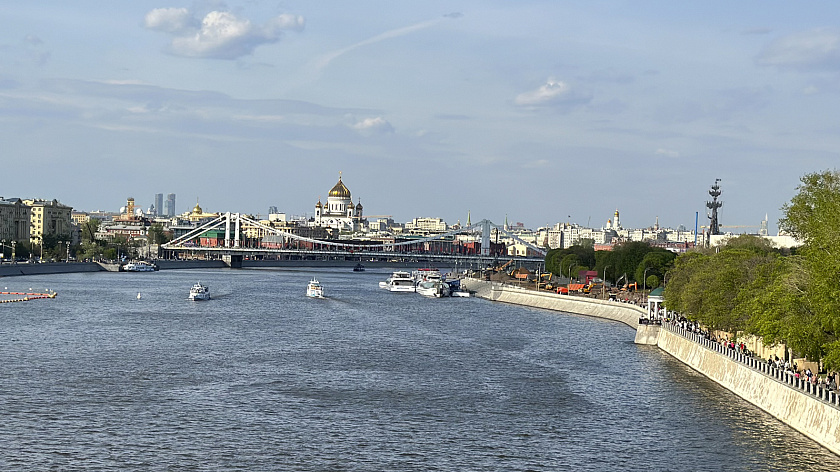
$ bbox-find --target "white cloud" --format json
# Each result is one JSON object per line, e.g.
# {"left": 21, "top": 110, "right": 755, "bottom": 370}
{"left": 144, "top": 8, "right": 304, "bottom": 60}
{"left": 757, "top": 28, "right": 840, "bottom": 71}
{"left": 655, "top": 148, "right": 680, "bottom": 158}
{"left": 144, "top": 7, "right": 193, "bottom": 34}
{"left": 514, "top": 78, "right": 591, "bottom": 109}
{"left": 515, "top": 79, "right": 569, "bottom": 106}
{"left": 350, "top": 116, "right": 394, "bottom": 135}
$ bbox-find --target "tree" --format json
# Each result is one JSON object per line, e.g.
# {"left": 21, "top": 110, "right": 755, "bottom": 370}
{"left": 634, "top": 249, "right": 676, "bottom": 288}
{"left": 147, "top": 223, "right": 171, "bottom": 245}
{"left": 779, "top": 169, "right": 840, "bottom": 368}
{"left": 81, "top": 219, "right": 101, "bottom": 244}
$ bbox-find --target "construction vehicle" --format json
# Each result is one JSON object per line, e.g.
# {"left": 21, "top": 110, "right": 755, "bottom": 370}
{"left": 582, "top": 280, "right": 603, "bottom": 294}
{"left": 621, "top": 282, "right": 638, "bottom": 292}
{"left": 536, "top": 273, "right": 554, "bottom": 290}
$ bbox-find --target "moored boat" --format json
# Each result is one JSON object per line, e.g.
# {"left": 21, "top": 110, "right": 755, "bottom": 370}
{"left": 447, "top": 279, "right": 473, "bottom": 297}
{"left": 379, "top": 270, "right": 416, "bottom": 292}
{"left": 188, "top": 282, "right": 210, "bottom": 301}
{"left": 416, "top": 280, "right": 451, "bottom": 298}
{"left": 412, "top": 268, "right": 442, "bottom": 283}
{"left": 306, "top": 278, "right": 324, "bottom": 298}
{"left": 122, "top": 261, "right": 158, "bottom": 272}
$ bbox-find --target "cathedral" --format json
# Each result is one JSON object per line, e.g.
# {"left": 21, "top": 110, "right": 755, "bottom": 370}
{"left": 314, "top": 174, "right": 363, "bottom": 232}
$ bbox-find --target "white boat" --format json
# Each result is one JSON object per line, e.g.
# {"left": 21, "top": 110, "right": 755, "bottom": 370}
{"left": 416, "top": 280, "right": 451, "bottom": 298}
{"left": 306, "top": 278, "right": 324, "bottom": 298}
{"left": 122, "top": 261, "right": 157, "bottom": 272}
{"left": 379, "top": 270, "right": 416, "bottom": 292}
{"left": 188, "top": 282, "right": 210, "bottom": 301}
{"left": 412, "top": 268, "right": 443, "bottom": 283}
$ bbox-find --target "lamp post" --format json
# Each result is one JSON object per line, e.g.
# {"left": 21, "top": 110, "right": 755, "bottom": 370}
{"left": 603, "top": 264, "right": 610, "bottom": 298}
{"left": 643, "top": 267, "right": 651, "bottom": 293}
{"left": 65, "top": 240, "right": 71, "bottom": 263}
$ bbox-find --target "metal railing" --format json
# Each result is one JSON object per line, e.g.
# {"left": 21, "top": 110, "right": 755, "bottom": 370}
{"left": 662, "top": 321, "right": 840, "bottom": 408}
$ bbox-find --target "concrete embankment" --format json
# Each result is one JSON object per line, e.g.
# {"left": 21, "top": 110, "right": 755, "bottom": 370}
{"left": 460, "top": 278, "right": 644, "bottom": 328}
{"left": 0, "top": 262, "right": 104, "bottom": 277}
{"left": 656, "top": 326, "right": 840, "bottom": 455}
{"left": 461, "top": 278, "right": 840, "bottom": 457}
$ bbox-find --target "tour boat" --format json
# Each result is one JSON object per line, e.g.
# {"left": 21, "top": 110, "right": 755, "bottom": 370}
{"left": 122, "top": 261, "right": 158, "bottom": 272}
{"left": 188, "top": 282, "right": 210, "bottom": 301}
{"left": 412, "top": 268, "right": 442, "bottom": 283}
{"left": 379, "top": 270, "right": 416, "bottom": 292}
{"left": 416, "top": 280, "right": 451, "bottom": 298}
{"left": 306, "top": 278, "right": 324, "bottom": 298}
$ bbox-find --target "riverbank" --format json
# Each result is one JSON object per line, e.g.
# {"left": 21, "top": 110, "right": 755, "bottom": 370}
{"left": 461, "top": 278, "right": 840, "bottom": 457}
{"left": 0, "top": 259, "right": 457, "bottom": 278}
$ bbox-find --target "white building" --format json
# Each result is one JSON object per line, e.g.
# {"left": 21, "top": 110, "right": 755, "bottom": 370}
{"left": 405, "top": 217, "right": 447, "bottom": 234}
{"left": 314, "top": 174, "right": 363, "bottom": 232}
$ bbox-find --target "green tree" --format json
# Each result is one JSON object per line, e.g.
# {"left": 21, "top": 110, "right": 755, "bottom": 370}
{"left": 634, "top": 249, "right": 676, "bottom": 288}
{"left": 147, "top": 223, "right": 171, "bottom": 245}
{"left": 81, "top": 219, "right": 101, "bottom": 244}
{"left": 779, "top": 169, "right": 840, "bottom": 368}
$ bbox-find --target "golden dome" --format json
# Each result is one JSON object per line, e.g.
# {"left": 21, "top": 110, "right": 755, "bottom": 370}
{"left": 193, "top": 202, "right": 202, "bottom": 214}
{"left": 328, "top": 176, "right": 351, "bottom": 199}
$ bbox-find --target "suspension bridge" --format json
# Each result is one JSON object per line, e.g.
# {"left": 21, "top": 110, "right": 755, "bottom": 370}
{"left": 160, "top": 213, "right": 546, "bottom": 268}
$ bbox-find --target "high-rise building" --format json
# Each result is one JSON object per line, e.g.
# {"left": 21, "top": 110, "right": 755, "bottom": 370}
{"left": 155, "top": 193, "right": 163, "bottom": 217}
{"left": 165, "top": 193, "right": 176, "bottom": 217}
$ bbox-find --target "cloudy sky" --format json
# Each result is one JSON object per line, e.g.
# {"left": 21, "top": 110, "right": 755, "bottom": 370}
{"left": 2, "top": 1, "right": 839, "bottom": 234}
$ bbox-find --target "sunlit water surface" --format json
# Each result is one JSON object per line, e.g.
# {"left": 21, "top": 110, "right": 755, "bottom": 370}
{"left": 0, "top": 268, "right": 837, "bottom": 471}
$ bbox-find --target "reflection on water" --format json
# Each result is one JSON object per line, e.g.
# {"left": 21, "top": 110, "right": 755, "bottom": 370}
{"left": 0, "top": 268, "right": 837, "bottom": 471}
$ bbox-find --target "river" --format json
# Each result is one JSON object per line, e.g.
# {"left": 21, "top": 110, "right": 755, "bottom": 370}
{"left": 0, "top": 268, "right": 837, "bottom": 471}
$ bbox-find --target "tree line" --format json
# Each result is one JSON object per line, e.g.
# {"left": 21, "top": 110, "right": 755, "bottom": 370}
{"left": 544, "top": 240, "right": 677, "bottom": 289}
{"left": 664, "top": 169, "right": 840, "bottom": 369}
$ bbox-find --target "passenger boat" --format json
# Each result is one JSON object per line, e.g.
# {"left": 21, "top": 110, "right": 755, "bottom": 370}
{"left": 306, "top": 278, "right": 324, "bottom": 298}
{"left": 122, "top": 261, "right": 158, "bottom": 272}
{"left": 416, "top": 280, "right": 451, "bottom": 298}
{"left": 379, "top": 270, "right": 416, "bottom": 292}
{"left": 412, "top": 268, "right": 442, "bottom": 283}
{"left": 188, "top": 282, "right": 210, "bottom": 301}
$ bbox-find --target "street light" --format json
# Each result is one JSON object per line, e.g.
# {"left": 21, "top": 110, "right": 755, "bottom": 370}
{"left": 643, "top": 266, "right": 651, "bottom": 292}
{"left": 602, "top": 264, "right": 610, "bottom": 298}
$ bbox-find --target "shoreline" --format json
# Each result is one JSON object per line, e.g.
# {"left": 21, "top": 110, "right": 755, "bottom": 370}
{"left": 0, "top": 259, "right": 458, "bottom": 278}
{"left": 461, "top": 278, "right": 840, "bottom": 457}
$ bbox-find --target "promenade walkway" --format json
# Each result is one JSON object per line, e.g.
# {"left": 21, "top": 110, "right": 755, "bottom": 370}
{"left": 662, "top": 320, "right": 840, "bottom": 409}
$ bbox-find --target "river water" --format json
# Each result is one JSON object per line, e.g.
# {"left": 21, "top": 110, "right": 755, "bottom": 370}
{"left": 0, "top": 268, "right": 838, "bottom": 471}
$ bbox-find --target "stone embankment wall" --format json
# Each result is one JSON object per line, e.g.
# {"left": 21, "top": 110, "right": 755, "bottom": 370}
{"left": 0, "top": 262, "right": 104, "bottom": 277}
{"left": 460, "top": 278, "right": 644, "bottom": 329}
{"left": 657, "top": 325, "right": 840, "bottom": 455}
{"left": 461, "top": 278, "right": 840, "bottom": 457}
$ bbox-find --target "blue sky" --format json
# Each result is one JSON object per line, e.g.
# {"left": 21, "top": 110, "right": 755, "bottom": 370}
{"left": 2, "top": 1, "right": 839, "bottom": 233}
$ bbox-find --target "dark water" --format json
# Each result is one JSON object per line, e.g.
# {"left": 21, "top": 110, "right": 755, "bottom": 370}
{"left": 0, "top": 268, "right": 837, "bottom": 471}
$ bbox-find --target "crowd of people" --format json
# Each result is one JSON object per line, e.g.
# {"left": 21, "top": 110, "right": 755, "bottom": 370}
{"left": 666, "top": 316, "right": 837, "bottom": 393}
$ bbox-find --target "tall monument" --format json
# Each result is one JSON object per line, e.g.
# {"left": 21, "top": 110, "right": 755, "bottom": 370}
{"left": 706, "top": 179, "right": 723, "bottom": 237}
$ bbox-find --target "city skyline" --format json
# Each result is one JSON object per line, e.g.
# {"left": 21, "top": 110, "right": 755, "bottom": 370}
{"left": 3, "top": 2, "right": 840, "bottom": 233}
